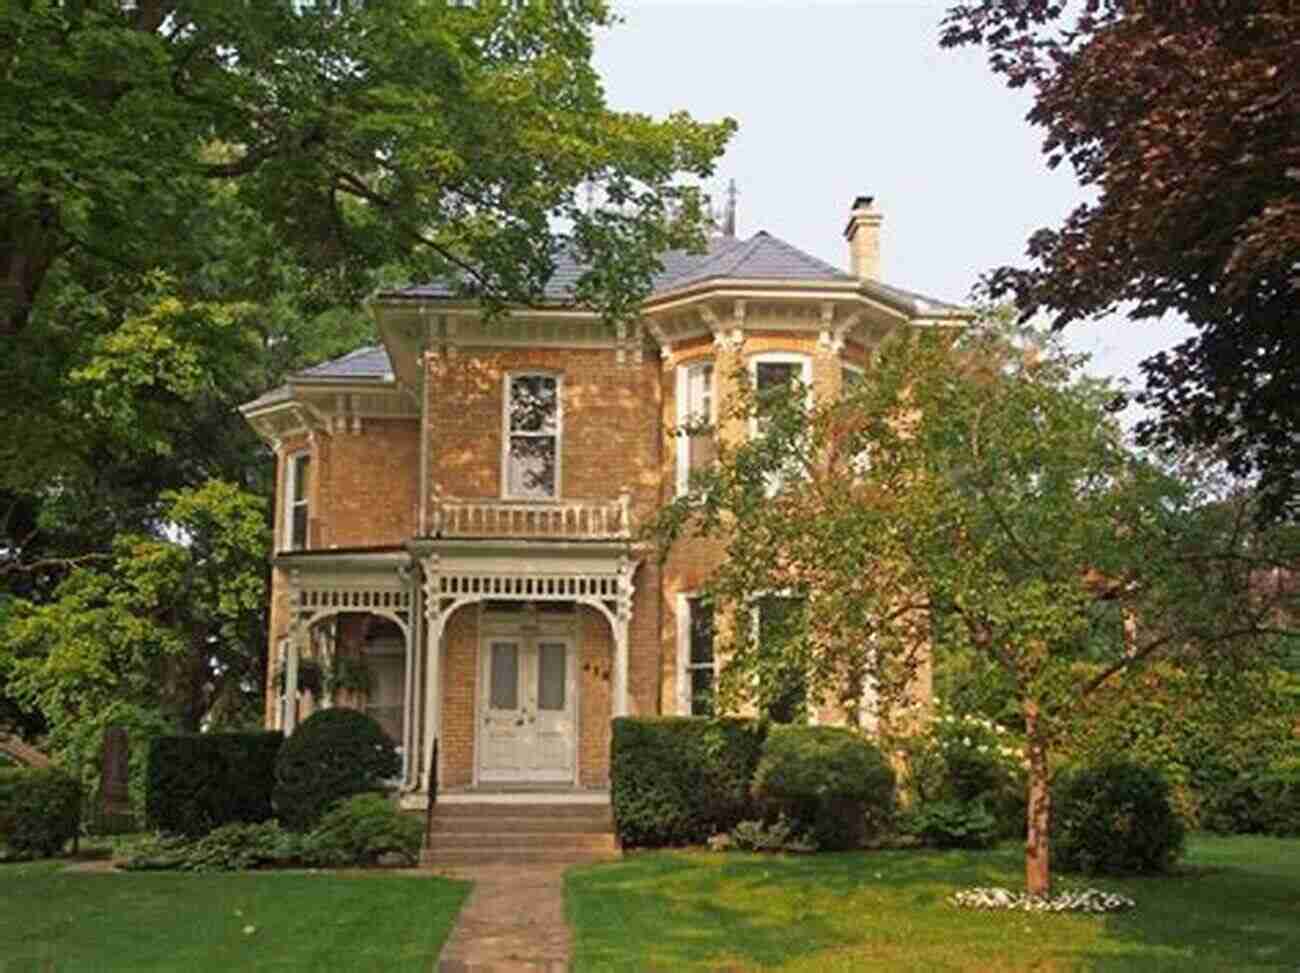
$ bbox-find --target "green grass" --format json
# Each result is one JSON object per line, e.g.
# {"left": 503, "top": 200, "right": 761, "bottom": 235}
{"left": 0, "top": 861, "right": 470, "bottom": 972}
{"left": 565, "top": 835, "right": 1300, "bottom": 971}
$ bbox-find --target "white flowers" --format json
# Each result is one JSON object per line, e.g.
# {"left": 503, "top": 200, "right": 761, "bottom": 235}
{"left": 950, "top": 886, "right": 1136, "bottom": 913}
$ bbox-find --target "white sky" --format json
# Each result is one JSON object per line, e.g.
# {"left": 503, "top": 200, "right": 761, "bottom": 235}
{"left": 593, "top": 0, "right": 1195, "bottom": 400}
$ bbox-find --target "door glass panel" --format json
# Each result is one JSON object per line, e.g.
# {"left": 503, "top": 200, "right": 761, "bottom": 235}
{"left": 537, "top": 642, "right": 566, "bottom": 711}
{"left": 489, "top": 642, "right": 519, "bottom": 710}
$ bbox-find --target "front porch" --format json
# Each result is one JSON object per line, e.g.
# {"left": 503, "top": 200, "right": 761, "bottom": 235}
{"left": 275, "top": 537, "right": 641, "bottom": 808}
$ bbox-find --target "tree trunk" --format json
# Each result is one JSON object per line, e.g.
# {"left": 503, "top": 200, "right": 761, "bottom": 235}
{"left": 1024, "top": 701, "right": 1051, "bottom": 896}
{"left": 0, "top": 188, "right": 62, "bottom": 338}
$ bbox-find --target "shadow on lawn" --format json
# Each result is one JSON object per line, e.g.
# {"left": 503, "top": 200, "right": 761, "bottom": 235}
{"left": 568, "top": 848, "right": 1023, "bottom": 971}
{"left": 1083, "top": 860, "right": 1300, "bottom": 971}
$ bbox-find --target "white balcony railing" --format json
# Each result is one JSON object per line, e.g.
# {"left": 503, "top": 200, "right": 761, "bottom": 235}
{"left": 432, "top": 488, "right": 631, "bottom": 540}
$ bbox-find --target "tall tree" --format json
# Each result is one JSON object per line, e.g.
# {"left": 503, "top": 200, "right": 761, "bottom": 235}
{"left": 0, "top": 0, "right": 733, "bottom": 339}
{"left": 655, "top": 322, "right": 1297, "bottom": 894}
{"left": 940, "top": 1, "right": 1300, "bottom": 520}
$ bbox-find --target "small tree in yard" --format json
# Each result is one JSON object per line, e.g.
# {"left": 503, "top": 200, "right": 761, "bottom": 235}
{"left": 654, "top": 320, "right": 1298, "bottom": 894}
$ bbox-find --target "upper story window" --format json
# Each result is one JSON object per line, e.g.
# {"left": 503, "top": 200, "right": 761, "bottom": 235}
{"left": 750, "top": 353, "right": 811, "bottom": 493}
{"left": 284, "top": 451, "right": 311, "bottom": 550}
{"left": 675, "top": 359, "right": 716, "bottom": 496}
{"left": 504, "top": 373, "right": 560, "bottom": 500}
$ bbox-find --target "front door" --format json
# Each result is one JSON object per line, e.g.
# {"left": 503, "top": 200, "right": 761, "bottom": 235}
{"left": 479, "top": 635, "right": 576, "bottom": 783}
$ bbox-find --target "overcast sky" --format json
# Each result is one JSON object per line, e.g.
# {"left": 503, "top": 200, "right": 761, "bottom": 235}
{"left": 593, "top": 0, "right": 1194, "bottom": 402}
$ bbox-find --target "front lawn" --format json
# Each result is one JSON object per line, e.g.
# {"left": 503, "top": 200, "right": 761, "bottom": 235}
{"left": 565, "top": 835, "right": 1300, "bottom": 971}
{"left": 0, "top": 861, "right": 470, "bottom": 972}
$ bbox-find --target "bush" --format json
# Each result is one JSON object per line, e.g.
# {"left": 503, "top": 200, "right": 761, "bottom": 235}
{"left": 901, "top": 800, "right": 1000, "bottom": 849}
{"left": 1052, "top": 761, "right": 1185, "bottom": 875}
{"left": 146, "top": 731, "right": 283, "bottom": 837}
{"left": 752, "top": 725, "right": 896, "bottom": 851}
{"left": 303, "top": 794, "right": 423, "bottom": 867}
{"left": 0, "top": 767, "right": 82, "bottom": 858}
{"left": 1204, "top": 759, "right": 1300, "bottom": 837}
{"left": 123, "top": 820, "right": 301, "bottom": 872}
{"left": 611, "top": 717, "right": 765, "bottom": 847}
{"left": 729, "top": 814, "right": 816, "bottom": 853}
{"left": 273, "top": 708, "right": 400, "bottom": 831}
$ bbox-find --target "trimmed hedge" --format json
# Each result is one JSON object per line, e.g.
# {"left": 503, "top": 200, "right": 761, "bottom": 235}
{"left": 752, "top": 724, "right": 896, "bottom": 850}
{"left": 1052, "top": 761, "right": 1185, "bottom": 875}
{"left": 146, "top": 732, "right": 284, "bottom": 837}
{"left": 273, "top": 708, "right": 400, "bottom": 831}
{"left": 611, "top": 716, "right": 765, "bottom": 847}
{"left": 0, "top": 766, "right": 82, "bottom": 858}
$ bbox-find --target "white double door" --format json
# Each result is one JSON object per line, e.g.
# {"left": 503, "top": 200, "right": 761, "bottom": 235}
{"left": 478, "top": 628, "right": 577, "bottom": 784}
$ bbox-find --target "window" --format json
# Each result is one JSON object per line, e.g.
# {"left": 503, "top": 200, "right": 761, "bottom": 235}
{"left": 749, "top": 353, "right": 811, "bottom": 493}
{"left": 504, "top": 373, "right": 560, "bottom": 499}
{"left": 841, "top": 361, "right": 865, "bottom": 393}
{"left": 284, "top": 452, "right": 311, "bottom": 550}
{"left": 677, "top": 595, "right": 715, "bottom": 716}
{"left": 675, "top": 360, "right": 716, "bottom": 496}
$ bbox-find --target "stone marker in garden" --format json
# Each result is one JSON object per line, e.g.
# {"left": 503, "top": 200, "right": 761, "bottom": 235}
{"left": 101, "top": 725, "right": 131, "bottom": 821}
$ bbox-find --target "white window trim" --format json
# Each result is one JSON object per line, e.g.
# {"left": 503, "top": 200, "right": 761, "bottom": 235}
{"left": 675, "top": 592, "right": 716, "bottom": 716}
{"left": 748, "top": 352, "right": 812, "bottom": 494}
{"left": 501, "top": 370, "right": 563, "bottom": 501}
{"left": 283, "top": 450, "right": 310, "bottom": 551}
{"left": 674, "top": 358, "right": 715, "bottom": 498}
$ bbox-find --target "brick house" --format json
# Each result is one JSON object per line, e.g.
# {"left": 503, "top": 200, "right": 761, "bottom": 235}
{"left": 241, "top": 197, "right": 971, "bottom": 806}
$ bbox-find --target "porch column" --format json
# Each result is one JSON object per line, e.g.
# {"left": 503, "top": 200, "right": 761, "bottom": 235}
{"left": 612, "top": 624, "right": 629, "bottom": 717}
{"left": 284, "top": 622, "right": 304, "bottom": 734}
{"left": 420, "top": 555, "right": 443, "bottom": 795}
{"left": 283, "top": 572, "right": 304, "bottom": 733}
{"left": 400, "top": 564, "right": 417, "bottom": 787}
{"left": 612, "top": 556, "right": 637, "bottom": 717}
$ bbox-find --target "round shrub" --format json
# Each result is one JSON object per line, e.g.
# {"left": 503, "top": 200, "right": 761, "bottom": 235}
{"left": 1052, "top": 761, "right": 1185, "bottom": 875}
{"left": 752, "top": 725, "right": 895, "bottom": 851}
{"left": 0, "top": 766, "right": 82, "bottom": 858}
{"left": 303, "top": 793, "right": 423, "bottom": 867}
{"left": 902, "top": 799, "right": 1000, "bottom": 849}
{"left": 273, "top": 708, "right": 400, "bottom": 831}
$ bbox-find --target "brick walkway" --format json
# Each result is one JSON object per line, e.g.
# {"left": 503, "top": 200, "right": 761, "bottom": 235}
{"left": 435, "top": 864, "right": 571, "bottom": 972}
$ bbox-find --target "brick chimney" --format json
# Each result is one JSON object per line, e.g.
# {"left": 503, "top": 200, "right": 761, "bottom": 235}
{"left": 843, "top": 195, "right": 882, "bottom": 280}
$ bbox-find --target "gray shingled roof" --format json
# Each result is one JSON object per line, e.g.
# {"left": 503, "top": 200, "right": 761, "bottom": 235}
{"left": 296, "top": 345, "right": 392, "bottom": 380}
{"left": 256, "top": 233, "right": 967, "bottom": 400}
{"left": 382, "top": 230, "right": 962, "bottom": 313}
{"left": 384, "top": 232, "right": 869, "bottom": 302}
{"left": 241, "top": 347, "right": 395, "bottom": 412}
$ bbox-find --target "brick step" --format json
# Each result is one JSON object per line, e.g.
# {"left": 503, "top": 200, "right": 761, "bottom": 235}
{"left": 425, "top": 832, "right": 617, "bottom": 852}
{"left": 431, "top": 802, "right": 612, "bottom": 821}
{"left": 430, "top": 815, "right": 613, "bottom": 835}
{"left": 421, "top": 848, "right": 621, "bottom": 867}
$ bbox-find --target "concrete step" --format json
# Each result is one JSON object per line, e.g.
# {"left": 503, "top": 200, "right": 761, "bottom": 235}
{"left": 431, "top": 801, "right": 612, "bottom": 821}
{"left": 429, "top": 814, "right": 613, "bottom": 835}
{"left": 421, "top": 848, "right": 621, "bottom": 867}
{"left": 425, "top": 832, "right": 617, "bottom": 852}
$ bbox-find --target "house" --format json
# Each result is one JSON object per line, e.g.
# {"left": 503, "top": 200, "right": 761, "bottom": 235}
{"left": 240, "top": 196, "right": 971, "bottom": 806}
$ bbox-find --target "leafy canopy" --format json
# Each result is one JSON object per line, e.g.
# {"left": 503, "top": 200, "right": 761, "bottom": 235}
{"left": 654, "top": 316, "right": 1297, "bottom": 891}
{"left": 940, "top": 2, "right": 1300, "bottom": 520}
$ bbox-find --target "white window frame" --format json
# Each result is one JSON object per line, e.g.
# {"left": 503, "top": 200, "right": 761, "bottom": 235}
{"left": 283, "top": 450, "right": 310, "bottom": 551}
{"left": 675, "top": 358, "right": 716, "bottom": 497}
{"left": 748, "top": 352, "right": 812, "bottom": 494}
{"left": 675, "top": 592, "right": 716, "bottom": 716}
{"left": 501, "top": 370, "right": 563, "bottom": 501}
